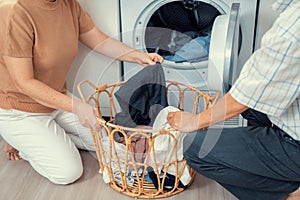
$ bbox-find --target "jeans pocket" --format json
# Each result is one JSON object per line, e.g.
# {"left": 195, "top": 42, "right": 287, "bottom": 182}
{"left": 282, "top": 134, "right": 300, "bottom": 147}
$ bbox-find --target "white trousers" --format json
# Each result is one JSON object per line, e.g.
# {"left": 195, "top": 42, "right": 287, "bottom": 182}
{"left": 0, "top": 108, "right": 95, "bottom": 185}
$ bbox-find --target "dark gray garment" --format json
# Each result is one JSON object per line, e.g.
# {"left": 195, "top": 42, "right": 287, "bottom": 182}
{"left": 183, "top": 109, "right": 300, "bottom": 200}
{"left": 114, "top": 63, "right": 168, "bottom": 128}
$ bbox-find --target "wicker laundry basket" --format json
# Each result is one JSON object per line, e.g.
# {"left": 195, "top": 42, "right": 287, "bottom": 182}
{"left": 77, "top": 80, "right": 217, "bottom": 199}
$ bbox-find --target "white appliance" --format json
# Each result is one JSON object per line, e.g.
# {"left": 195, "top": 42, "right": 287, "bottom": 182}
{"left": 67, "top": 0, "right": 121, "bottom": 100}
{"left": 120, "top": 0, "right": 258, "bottom": 127}
{"left": 254, "top": 0, "right": 279, "bottom": 50}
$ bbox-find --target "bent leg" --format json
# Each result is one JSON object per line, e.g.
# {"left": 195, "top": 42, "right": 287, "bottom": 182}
{"left": 54, "top": 92, "right": 95, "bottom": 151}
{"left": 183, "top": 126, "right": 300, "bottom": 200}
{"left": 0, "top": 109, "right": 83, "bottom": 185}
{"left": 54, "top": 110, "right": 95, "bottom": 151}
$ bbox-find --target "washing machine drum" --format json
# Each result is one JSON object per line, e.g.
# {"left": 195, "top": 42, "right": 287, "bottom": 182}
{"left": 145, "top": 1, "right": 221, "bottom": 62}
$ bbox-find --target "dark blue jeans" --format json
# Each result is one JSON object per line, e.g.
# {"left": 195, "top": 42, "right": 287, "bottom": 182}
{"left": 183, "top": 109, "right": 300, "bottom": 200}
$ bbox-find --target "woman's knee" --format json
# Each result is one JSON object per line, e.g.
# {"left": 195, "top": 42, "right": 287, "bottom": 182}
{"left": 48, "top": 161, "right": 83, "bottom": 185}
{"left": 28, "top": 151, "right": 84, "bottom": 185}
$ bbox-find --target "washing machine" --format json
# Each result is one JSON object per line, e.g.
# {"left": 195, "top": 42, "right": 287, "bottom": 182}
{"left": 120, "top": 0, "right": 258, "bottom": 127}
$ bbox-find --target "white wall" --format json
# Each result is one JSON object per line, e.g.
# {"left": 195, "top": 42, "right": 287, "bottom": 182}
{"left": 67, "top": 0, "right": 121, "bottom": 98}
{"left": 254, "top": 0, "right": 279, "bottom": 49}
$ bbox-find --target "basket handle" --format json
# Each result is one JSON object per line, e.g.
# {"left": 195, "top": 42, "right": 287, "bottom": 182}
{"left": 77, "top": 80, "right": 98, "bottom": 103}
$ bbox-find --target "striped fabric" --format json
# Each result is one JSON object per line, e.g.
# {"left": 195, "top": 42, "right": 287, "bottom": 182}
{"left": 230, "top": 0, "right": 300, "bottom": 140}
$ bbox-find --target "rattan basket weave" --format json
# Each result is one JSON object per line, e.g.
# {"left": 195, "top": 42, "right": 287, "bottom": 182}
{"left": 77, "top": 80, "right": 217, "bottom": 199}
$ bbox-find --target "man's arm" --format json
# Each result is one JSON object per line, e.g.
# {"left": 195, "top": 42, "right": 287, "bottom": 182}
{"left": 167, "top": 93, "right": 249, "bottom": 133}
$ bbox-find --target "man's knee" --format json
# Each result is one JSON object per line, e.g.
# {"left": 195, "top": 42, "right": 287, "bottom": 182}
{"left": 183, "top": 131, "right": 206, "bottom": 165}
{"left": 183, "top": 130, "right": 221, "bottom": 175}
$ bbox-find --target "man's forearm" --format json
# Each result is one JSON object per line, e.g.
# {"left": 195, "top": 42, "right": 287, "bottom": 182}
{"left": 198, "top": 93, "right": 248, "bottom": 129}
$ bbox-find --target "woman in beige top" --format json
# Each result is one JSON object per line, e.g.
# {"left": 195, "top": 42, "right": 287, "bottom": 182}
{"left": 0, "top": 0, "right": 163, "bottom": 184}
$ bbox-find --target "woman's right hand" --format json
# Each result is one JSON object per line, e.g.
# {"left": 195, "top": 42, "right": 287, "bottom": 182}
{"left": 72, "top": 100, "right": 101, "bottom": 130}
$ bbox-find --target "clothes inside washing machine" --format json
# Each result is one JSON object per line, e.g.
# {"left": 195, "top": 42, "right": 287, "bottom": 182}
{"left": 145, "top": 1, "right": 221, "bottom": 63}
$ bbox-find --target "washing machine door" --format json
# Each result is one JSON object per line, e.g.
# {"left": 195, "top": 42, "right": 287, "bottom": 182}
{"left": 207, "top": 3, "right": 240, "bottom": 93}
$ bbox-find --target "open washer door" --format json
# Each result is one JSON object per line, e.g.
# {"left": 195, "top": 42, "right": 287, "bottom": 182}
{"left": 208, "top": 3, "right": 240, "bottom": 94}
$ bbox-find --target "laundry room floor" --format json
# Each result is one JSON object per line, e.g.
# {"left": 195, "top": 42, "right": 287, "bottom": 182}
{"left": 0, "top": 136, "right": 237, "bottom": 200}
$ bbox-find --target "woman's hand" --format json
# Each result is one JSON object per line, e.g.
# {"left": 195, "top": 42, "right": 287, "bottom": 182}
{"left": 72, "top": 100, "right": 101, "bottom": 131}
{"left": 3, "top": 141, "right": 21, "bottom": 161}
{"left": 167, "top": 111, "right": 200, "bottom": 133}
{"left": 134, "top": 52, "right": 164, "bottom": 67}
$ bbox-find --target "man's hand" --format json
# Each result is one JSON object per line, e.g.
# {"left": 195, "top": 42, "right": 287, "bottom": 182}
{"left": 167, "top": 93, "right": 249, "bottom": 132}
{"left": 167, "top": 111, "right": 200, "bottom": 133}
{"left": 3, "top": 141, "right": 21, "bottom": 161}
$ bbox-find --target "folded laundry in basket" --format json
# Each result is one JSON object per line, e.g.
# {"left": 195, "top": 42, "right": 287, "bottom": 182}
{"left": 116, "top": 125, "right": 152, "bottom": 165}
{"left": 114, "top": 63, "right": 168, "bottom": 128}
{"left": 100, "top": 135, "right": 131, "bottom": 184}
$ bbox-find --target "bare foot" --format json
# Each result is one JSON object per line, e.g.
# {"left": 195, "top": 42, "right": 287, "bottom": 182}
{"left": 286, "top": 187, "right": 300, "bottom": 200}
{"left": 3, "top": 141, "right": 21, "bottom": 161}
